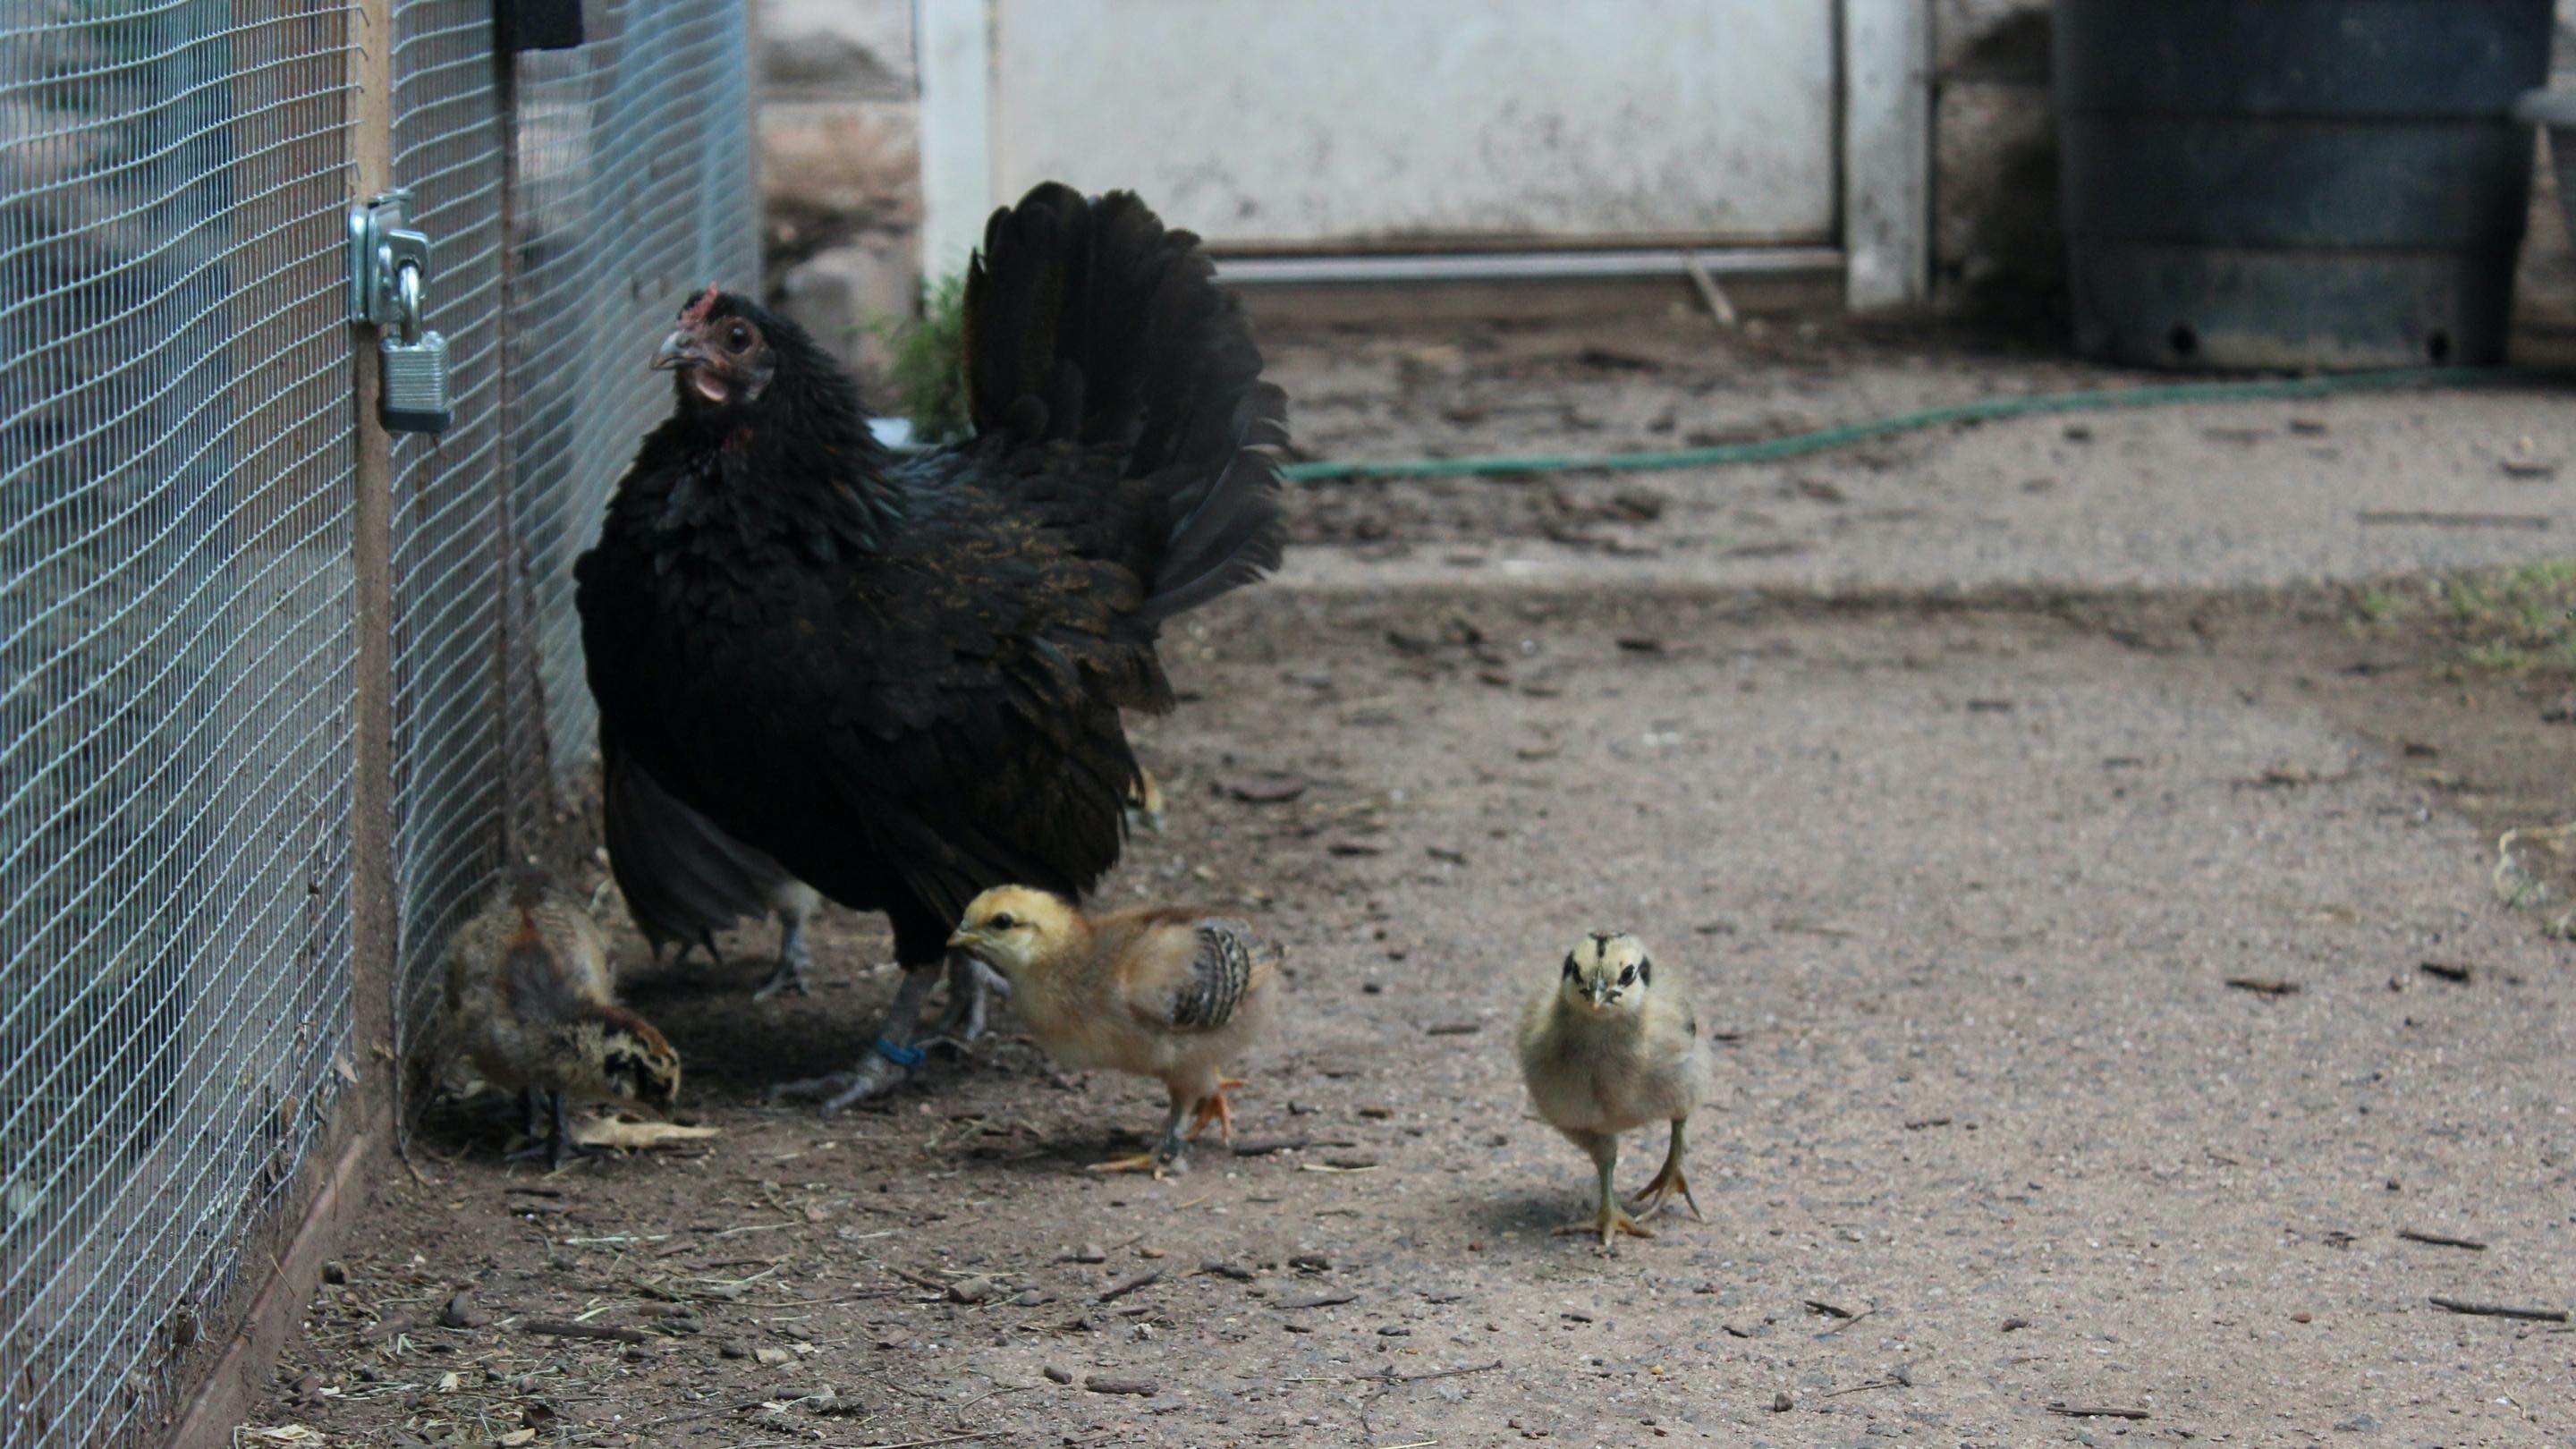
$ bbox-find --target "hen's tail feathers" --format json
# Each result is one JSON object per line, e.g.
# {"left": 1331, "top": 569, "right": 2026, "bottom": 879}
{"left": 963, "top": 182, "right": 1287, "bottom": 623}
{"left": 603, "top": 751, "right": 803, "bottom": 950}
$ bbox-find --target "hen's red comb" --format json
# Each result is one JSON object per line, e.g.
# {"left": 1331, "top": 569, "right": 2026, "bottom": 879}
{"left": 679, "top": 284, "right": 722, "bottom": 326}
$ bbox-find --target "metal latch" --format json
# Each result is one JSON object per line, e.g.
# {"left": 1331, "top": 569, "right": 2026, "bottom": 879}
{"left": 348, "top": 191, "right": 453, "bottom": 435}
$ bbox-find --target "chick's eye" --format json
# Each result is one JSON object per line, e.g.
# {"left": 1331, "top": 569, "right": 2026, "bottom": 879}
{"left": 990, "top": 912, "right": 1017, "bottom": 930}
{"left": 1618, "top": 966, "right": 1636, "bottom": 985}
{"left": 726, "top": 323, "right": 751, "bottom": 349}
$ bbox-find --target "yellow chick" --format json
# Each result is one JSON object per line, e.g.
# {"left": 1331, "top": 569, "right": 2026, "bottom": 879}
{"left": 446, "top": 866, "right": 682, "bottom": 1168}
{"left": 948, "top": 886, "right": 1279, "bottom": 1176}
{"left": 1517, "top": 930, "right": 1707, "bottom": 1247}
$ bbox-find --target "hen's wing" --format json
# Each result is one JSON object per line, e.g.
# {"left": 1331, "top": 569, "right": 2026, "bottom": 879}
{"left": 603, "top": 748, "right": 801, "bottom": 953}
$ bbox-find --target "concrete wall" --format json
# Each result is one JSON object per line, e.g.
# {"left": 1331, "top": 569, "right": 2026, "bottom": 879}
{"left": 758, "top": 0, "right": 919, "bottom": 382}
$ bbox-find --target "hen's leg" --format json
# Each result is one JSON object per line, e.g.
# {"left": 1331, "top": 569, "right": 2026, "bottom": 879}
{"left": 930, "top": 956, "right": 1007, "bottom": 1046}
{"left": 752, "top": 902, "right": 814, "bottom": 1002}
{"left": 768, "top": 957, "right": 943, "bottom": 1110}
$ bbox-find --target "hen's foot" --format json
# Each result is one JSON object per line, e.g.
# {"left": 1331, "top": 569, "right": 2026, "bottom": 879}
{"left": 767, "top": 1038, "right": 923, "bottom": 1111}
{"left": 930, "top": 956, "right": 997, "bottom": 1046}
{"left": 750, "top": 953, "right": 809, "bottom": 1002}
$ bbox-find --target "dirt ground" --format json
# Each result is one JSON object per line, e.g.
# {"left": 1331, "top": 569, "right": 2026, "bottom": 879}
{"left": 247, "top": 321, "right": 2576, "bottom": 1448}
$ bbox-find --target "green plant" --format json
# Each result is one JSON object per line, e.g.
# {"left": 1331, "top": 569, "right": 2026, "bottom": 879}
{"left": 877, "top": 273, "right": 969, "bottom": 443}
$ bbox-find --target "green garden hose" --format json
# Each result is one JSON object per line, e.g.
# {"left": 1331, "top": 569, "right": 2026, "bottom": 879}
{"left": 1276, "top": 364, "right": 2562, "bottom": 484}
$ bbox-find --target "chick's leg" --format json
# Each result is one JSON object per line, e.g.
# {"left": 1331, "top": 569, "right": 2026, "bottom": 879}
{"left": 1552, "top": 1131, "right": 1652, "bottom": 1247}
{"left": 768, "top": 958, "right": 944, "bottom": 1110}
{"left": 1630, "top": 1117, "right": 1704, "bottom": 1223}
{"left": 1089, "top": 1084, "right": 1191, "bottom": 1177}
{"left": 1186, "top": 1077, "right": 1249, "bottom": 1143}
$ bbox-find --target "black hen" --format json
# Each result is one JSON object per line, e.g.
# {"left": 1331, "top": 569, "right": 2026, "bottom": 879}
{"left": 574, "top": 182, "right": 1286, "bottom": 1106}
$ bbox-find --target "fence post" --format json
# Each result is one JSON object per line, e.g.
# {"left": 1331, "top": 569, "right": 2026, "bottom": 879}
{"left": 160, "top": 3, "right": 399, "bottom": 1442}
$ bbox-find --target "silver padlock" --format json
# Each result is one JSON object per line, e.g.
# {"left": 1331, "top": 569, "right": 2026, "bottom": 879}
{"left": 378, "top": 260, "right": 453, "bottom": 435}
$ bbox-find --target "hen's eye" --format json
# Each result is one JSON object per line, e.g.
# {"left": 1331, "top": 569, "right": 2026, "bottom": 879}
{"left": 989, "top": 912, "right": 1018, "bottom": 930}
{"left": 727, "top": 323, "right": 751, "bottom": 349}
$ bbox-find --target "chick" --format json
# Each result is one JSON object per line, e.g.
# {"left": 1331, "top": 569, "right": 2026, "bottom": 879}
{"left": 445, "top": 866, "right": 682, "bottom": 1168}
{"left": 1518, "top": 930, "right": 1707, "bottom": 1247}
{"left": 947, "top": 886, "right": 1278, "bottom": 1176}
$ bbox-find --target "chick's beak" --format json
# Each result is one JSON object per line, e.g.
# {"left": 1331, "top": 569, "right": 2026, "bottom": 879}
{"left": 651, "top": 328, "right": 707, "bottom": 372}
{"left": 945, "top": 928, "right": 979, "bottom": 953}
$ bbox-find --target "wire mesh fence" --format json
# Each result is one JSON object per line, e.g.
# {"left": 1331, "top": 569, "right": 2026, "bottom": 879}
{"left": 505, "top": 0, "right": 758, "bottom": 819}
{"left": 386, "top": 0, "right": 513, "bottom": 1070}
{"left": 0, "top": 0, "right": 756, "bottom": 1441}
{"left": 0, "top": 2, "right": 359, "bottom": 1442}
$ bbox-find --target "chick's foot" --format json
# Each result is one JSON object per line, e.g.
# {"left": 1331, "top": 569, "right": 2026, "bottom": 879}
{"left": 1087, "top": 1148, "right": 1179, "bottom": 1179}
{"left": 1630, "top": 1160, "right": 1703, "bottom": 1223}
{"left": 1186, "top": 1078, "right": 1249, "bottom": 1143}
{"left": 1554, "top": 1200, "right": 1655, "bottom": 1248}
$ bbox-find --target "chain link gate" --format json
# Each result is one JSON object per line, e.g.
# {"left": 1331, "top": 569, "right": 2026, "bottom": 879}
{"left": 0, "top": 1, "right": 757, "bottom": 1442}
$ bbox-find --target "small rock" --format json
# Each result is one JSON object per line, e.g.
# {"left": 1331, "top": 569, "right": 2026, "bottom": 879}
{"left": 1069, "top": 1244, "right": 1107, "bottom": 1264}
{"left": 2000, "top": 1317, "right": 2029, "bottom": 1333}
{"left": 2290, "top": 1310, "right": 2312, "bottom": 1324}
{"left": 719, "top": 1341, "right": 750, "bottom": 1360}
{"left": 1358, "top": 1106, "right": 1394, "bottom": 1120}
{"left": 2334, "top": 1412, "right": 2379, "bottom": 1432}
{"left": 319, "top": 1261, "right": 348, "bottom": 1285}
{"left": 1289, "top": 1253, "right": 1331, "bottom": 1272}
{"left": 1085, "top": 1376, "right": 1157, "bottom": 1396}
{"left": 1770, "top": 1390, "right": 1792, "bottom": 1412}
{"left": 946, "top": 1275, "right": 996, "bottom": 1304}
{"left": 1043, "top": 1365, "right": 1074, "bottom": 1385}
{"left": 438, "top": 1292, "right": 487, "bottom": 1330}
{"left": 1220, "top": 771, "right": 1308, "bottom": 803}
{"left": 754, "top": 1345, "right": 794, "bottom": 1366}
{"left": 1013, "top": 1289, "right": 1046, "bottom": 1308}
{"left": 292, "top": 1373, "right": 323, "bottom": 1397}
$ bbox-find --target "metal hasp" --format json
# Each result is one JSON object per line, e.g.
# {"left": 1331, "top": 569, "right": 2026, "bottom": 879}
{"left": 348, "top": 190, "right": 454, "bottom": 434}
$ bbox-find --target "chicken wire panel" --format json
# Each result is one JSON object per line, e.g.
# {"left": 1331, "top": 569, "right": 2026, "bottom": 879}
{"left": 0, "top": 2, "right": 357, "bottom": 1444}
{"left": 505, "top": 0, "right": 756, "bottom": 802}
{"left": 386, "top": 0, "right": 512, "bottom": 1051}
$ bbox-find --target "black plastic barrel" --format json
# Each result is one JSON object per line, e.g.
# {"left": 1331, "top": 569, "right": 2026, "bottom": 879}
{"left": 2056, "top": 0, "right": 2552, "bottom": 370}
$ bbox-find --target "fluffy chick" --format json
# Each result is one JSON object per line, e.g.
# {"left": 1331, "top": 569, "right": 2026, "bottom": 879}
{"left": 1518, "top": 931, "right": 1707, "bottom": 1247}
{"left": 445, "top": 866, "right": 682, "bottom": 1168}
{"left": 948, "top": 886, "right": 1278, "bottom": 1176}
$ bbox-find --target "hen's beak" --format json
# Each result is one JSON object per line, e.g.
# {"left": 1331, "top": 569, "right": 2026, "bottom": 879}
{"left": 651, "top": 328, "right": 707, "bottom": 371}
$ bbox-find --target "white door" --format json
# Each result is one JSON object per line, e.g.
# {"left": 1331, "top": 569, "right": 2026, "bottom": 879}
{"left": 981, "top": 0, "right": 1838, "bottom": 251}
